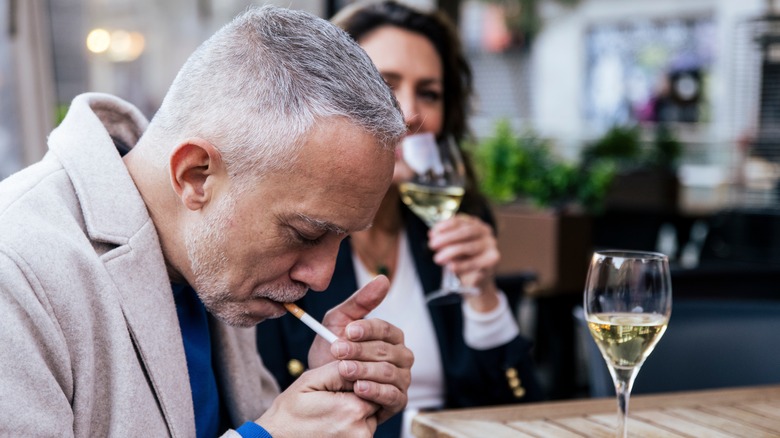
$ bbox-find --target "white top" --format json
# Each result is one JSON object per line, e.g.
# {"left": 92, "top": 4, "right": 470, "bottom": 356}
{"left": 352, "top": 229, "right": 519, "bottom": 438}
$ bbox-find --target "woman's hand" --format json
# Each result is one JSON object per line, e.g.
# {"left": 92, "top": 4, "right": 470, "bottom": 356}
{"left": 428, "top": 213, "right": 502, "bottom": 312}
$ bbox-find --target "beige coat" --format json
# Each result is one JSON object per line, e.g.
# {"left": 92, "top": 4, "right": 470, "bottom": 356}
{"left": 0, "top": 93, "right": 279, "bottom": 437}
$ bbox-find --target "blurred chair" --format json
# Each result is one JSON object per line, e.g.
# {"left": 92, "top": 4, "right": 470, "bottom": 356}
{"left": 574, "top": 299, "right": 780, "bottom": 398}
{"left": 700, "top": 209, "right": 780, "bottom": 267}
{"left": 496, "top": 271, "right": 537, "bottom": 314}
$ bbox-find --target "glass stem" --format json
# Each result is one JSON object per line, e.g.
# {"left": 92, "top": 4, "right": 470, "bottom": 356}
{"left": 441, "top": 266, "right": 461, "bottom": 291}
{"left": 612, "top": 366, "right": 639, "bottom": 438}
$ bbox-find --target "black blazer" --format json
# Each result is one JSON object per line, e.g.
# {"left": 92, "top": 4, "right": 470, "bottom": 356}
{"left": 256, "top": 205, "right": 543, "bottom": 437}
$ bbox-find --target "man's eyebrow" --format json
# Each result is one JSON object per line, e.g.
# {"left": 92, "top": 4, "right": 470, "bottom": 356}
{"left": 295, "top": 213, "right": 349, "bottom": 235}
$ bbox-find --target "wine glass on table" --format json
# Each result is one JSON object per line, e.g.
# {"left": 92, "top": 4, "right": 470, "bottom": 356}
{"left": 584, "top": 250, "right": 672, "bottom": 438}
{"left": 398, "top": 133, "right": 478, "bottom": 304}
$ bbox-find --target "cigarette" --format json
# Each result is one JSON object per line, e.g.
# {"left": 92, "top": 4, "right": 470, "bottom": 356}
{"left": 283, "top": 302, "right": 339, "bottom": 344}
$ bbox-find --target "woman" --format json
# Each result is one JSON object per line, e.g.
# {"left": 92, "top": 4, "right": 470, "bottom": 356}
{"left": 256, "top": 2, "right": 543, "bottom": 436}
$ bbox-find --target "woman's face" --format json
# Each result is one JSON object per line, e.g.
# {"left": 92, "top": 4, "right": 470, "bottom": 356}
{"left": 359, "top": 25, "right": 445, "bottom": 184}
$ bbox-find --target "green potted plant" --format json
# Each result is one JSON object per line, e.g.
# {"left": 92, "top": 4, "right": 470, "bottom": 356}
{"left": 471, "top": 119, "right": 615, "bottom": 213}
{"left": 469, "top": 119, "right": 615, "bottom": 295}
{"left": 582, "top": 124, "right": 682, "bottom": 212}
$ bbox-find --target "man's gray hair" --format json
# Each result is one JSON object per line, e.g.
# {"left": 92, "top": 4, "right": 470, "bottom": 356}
{"left": 145, "top": 5, "right": 405, "bottom": 181}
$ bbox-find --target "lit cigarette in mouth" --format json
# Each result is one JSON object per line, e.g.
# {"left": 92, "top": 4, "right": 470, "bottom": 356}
{"left": 283, "top": 302, "right": 339, "bottom": 344}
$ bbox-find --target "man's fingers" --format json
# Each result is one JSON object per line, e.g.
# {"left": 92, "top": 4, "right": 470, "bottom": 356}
{"left": 352, "top": 380, "right": 407, "bottom": 424}
{"left": 309, "top": 277, "right": 393, "bottom": 370}
{"left": 338, "top": 360, "right": 411, "bottom": 388}
{"left": 353, "top": 379, "right": 405, "bottom": 407}
{"left": 323, "top": 276, "right": 390, "bottom": 326}
{"left": 297, "top": 361, "right": 354, "bottom": 392}
{"left": 311, "top": 283, "right": 413, "bottom": 429}
{"left": 293, "top": 361, "right": 384, "bottom": 422}
{"left": 365, "top": 415, "right": 378, "bottom": 434}
{"left": 343, "top": 318, "right": 406, "bottom": 345}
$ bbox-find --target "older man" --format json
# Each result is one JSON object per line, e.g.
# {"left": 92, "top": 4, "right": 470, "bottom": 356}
{"left": 0, "top": 5, "right": 411, "bottom": 438}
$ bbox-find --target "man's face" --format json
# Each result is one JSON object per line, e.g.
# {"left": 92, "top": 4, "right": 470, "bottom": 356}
{"left": 185, "top": 119, "right": 394, "bottom": 327}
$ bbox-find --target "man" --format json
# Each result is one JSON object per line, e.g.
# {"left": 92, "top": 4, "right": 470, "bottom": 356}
{"left": 0, "top": 5, "right": 411, "bottom": 437}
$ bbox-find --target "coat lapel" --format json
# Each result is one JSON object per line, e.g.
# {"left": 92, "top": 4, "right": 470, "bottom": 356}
{"left": 103, "top": 228, "right": 195, "bottom": 438}
{"left": 211, "top": 320, "right": 279, "bottom": 426}
{"left": 402, "top": 205, "right": 441, "bottom": 295}
{"left": 49, "top": 93, "right": 195, "bottom": 437}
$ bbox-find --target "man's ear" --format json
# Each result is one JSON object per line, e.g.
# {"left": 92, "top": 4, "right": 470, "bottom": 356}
{"left": 169, "top": 138, "right": 225, "bottom": 211}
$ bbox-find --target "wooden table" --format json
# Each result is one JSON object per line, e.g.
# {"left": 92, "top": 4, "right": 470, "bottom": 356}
{"left": 412, "top": 385, "right": 780, "bottom": 437}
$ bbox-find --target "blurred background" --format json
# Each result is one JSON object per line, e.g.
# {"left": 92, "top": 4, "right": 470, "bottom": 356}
{"left": 3, "top": 0, "right": 780, "bottom": 401}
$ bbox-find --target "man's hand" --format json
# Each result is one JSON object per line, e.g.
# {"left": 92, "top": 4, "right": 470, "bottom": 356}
{"left": 255, "top": 362, "right": 379, "bottom": 437}
{"left": 308, "top": 275, "right": 414, "bottom": 424}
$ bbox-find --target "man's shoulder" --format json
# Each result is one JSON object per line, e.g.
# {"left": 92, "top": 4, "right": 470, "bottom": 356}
{"left": 0, "top": 153, "right": 75, "bottom": 223}
{"left": 0, "top": 156, "right": 91, "bottom": 269}
{"left": 0, "top": 156, "right": 73, "bottom": 226}
{"left": 0, "top": 154, "right": 63, "bottom": 215}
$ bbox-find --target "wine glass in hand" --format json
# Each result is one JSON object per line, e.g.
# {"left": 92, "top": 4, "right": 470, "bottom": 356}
{"left": 584, "top": 250, "right": 672, "bottom": 438}
{"left": 398, "top": 133, "right": 478, "bottom": 303}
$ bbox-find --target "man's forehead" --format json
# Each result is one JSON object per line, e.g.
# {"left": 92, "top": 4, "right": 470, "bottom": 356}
{"left": 272, "top": 120, "right": 391, "bottom": 235}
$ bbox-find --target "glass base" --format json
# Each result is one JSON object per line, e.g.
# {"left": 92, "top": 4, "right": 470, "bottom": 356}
{"left": 425, "top": 285, "right": 479, "bottom": 304}
{"left": 426, "top": 267, "right": 479, "bottom": 304}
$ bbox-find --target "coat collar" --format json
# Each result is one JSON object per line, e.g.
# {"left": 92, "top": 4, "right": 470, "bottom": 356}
{"left": 48, "top": 92, "right": 150, "bottom": 245}
{"left": 48, "top": 93, "right": 196, "bottom": 437}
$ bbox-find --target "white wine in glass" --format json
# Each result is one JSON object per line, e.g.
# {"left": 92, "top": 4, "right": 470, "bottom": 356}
{"left": 584, "top": 250, "right": 672, "bottom": 438}
{"left": 398, "top": 133, "right": 478, "bottom": 303}
{"left": 398, "top": 183, "right": 465, "bottom": 227}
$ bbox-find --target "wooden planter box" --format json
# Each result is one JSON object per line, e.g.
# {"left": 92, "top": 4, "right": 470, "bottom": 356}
{"left": 494, "top": 204, "right": 592, "bottom": 297}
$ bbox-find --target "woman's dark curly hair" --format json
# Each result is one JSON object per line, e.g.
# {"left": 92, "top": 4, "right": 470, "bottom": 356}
{"left": 332, "top": 0, "right": 472, "bottom": 144}
{"left": 332, "top": 1, "right": 492, "bottom": 218}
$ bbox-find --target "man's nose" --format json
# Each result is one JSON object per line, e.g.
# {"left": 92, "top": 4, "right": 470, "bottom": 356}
{"left": 290, "top": 239, "right": 342, "bottom": 292}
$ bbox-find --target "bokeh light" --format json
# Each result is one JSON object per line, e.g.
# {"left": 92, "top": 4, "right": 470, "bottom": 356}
{"left": 86, "top": 28, "right": 145, "bottom": 62}
{"left": 86, "top": 28, "right": 111, "bottom": 54}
